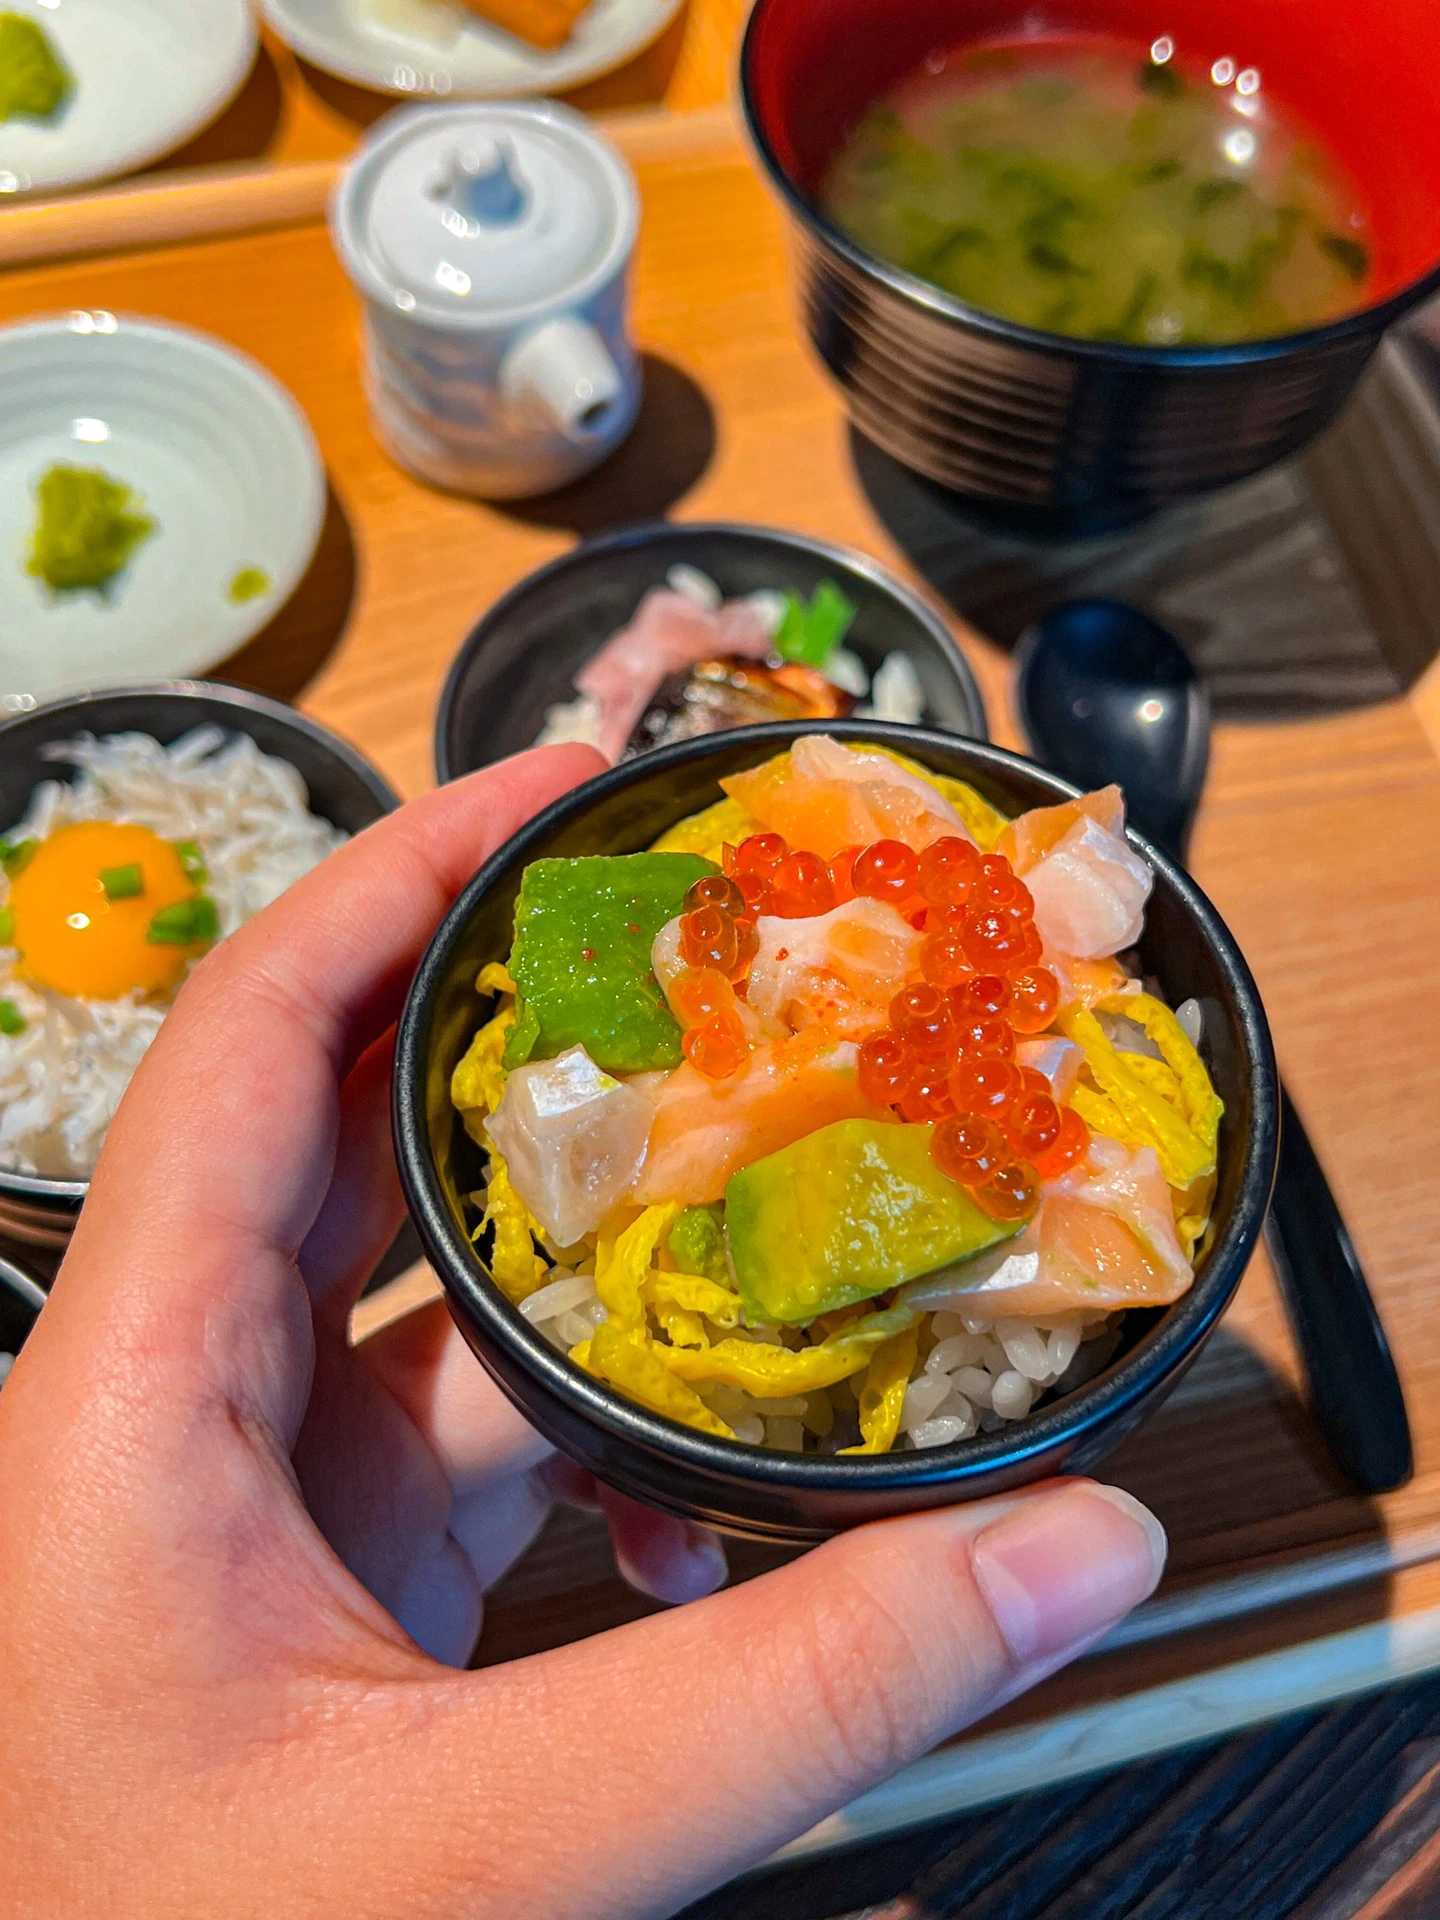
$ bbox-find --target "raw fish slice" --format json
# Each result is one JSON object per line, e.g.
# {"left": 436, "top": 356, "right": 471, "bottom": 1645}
{"left": 1015, "top": 1035, "right": 1083, "bottom": 1102}
{"left": 1049, "top": 954, "right": 1136, "bottom": 1010}
{"left": 1025, "top": 815, "right": 1152, "bottom": 960}
{"left": 723, "top": 734, "right": 969, "bottom": 857}
{"left": 905, "top": 1136, "right": 1191, "bottom": 1318}
{"left": 486, "top": 1045, "right": 657, "bottom": 1244}
{"left": 999, "top": 787, "right": 1125, "bottom": 874}
{"left": 746, "top": 896, "right": 921, "bottom": 1038}
{"left": 632, "top": 1035, "right": 875, "bottom": 1205}
{"left": 576, "top": 592, "right": 773, "bottom": 761}
{"left": 1057, "top": 1135, "right": 1192, "bottom": 1291}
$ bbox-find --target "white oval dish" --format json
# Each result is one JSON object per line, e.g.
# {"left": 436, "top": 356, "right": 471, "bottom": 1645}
{"left": 260, "top": 0, "right": 682, "bottom": 100}
{"left": 0, "top": 0, "right": 257, "bottom": 197}
{"left": 0, "top": 315, "right": 327, "bottom": 707}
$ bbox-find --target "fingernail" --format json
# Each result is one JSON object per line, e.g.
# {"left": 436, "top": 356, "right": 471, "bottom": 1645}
{"left": 970, "top": 1483, "right": 1167, "bottom": 1667}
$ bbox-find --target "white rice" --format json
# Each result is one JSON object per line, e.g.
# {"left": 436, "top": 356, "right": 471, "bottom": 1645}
{"left": 0, "top": 729, "right": 347, "bottom": 1180}
{"left": 514, "top": 1263, "right": 1124, "bottom": 1450}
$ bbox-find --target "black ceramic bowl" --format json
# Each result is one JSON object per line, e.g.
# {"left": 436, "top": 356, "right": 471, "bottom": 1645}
{"left": 0, "top": 683, "right": 399, "bottom": 1249}
{"left": 434, "top": 521, "right": 988, "bottom": 780}
{"left": 741, "top": 0, "right": 1440, "bottom": 529}
{"left": 396, "top": 721, "right": 1279, "bottom": 1543}
{"left": 0, "top": 1251, "right": 45, "bottom": 1371}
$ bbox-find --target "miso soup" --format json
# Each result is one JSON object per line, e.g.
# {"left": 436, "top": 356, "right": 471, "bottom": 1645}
{"left": 822, "top": 39, "right": 1373, "bottom": 345}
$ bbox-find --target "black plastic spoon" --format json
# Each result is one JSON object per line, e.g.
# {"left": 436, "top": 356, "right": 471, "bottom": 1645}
{"left": 1016, "top": 599, "right": 1412, "bottom": 1495}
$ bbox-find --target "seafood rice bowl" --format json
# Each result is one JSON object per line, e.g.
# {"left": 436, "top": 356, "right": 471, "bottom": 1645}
{"left": 450, "top": 734, "right": 1221, "bottom": 1455}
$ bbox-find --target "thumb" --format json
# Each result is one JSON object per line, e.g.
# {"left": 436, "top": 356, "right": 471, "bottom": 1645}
{"left": 416, "top": 1479, "right": 1164, "bottom": 1919}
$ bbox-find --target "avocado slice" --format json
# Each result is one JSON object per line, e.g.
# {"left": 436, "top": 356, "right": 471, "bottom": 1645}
{"left": 667, "top": 1204, "right": 729, "bottom": 1282}
{"left": 503, "top": 853, "right": 715, "bottom": 1074}
{"left": 726, "top": 1119, "right": 1025, "bottom": 1325}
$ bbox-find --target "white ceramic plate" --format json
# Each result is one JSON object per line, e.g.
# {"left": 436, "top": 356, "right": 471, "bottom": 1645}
{"left": 0, "top": 315, "right": 327, "bottom": 707}
{"left": 0, "top": 0, "right": 257, "bottom": 197}
{"left": 260, "top": 0, "right": 682, "bottom": 100}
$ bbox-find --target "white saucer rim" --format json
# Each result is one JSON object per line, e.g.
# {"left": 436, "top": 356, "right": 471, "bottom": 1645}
{"left": 257, "top": 0, "right": 685, "bottom": 100}
{"left": 12, "top": 0, "right": 259, "bottom": 194}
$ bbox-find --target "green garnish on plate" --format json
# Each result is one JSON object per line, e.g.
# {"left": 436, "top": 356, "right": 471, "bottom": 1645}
{"left": 100, "top": 863, "right": 145, "bottom": 903}
{"left": 0, "top": 838, "right": 37, "bottom": 879}
{"left": 27, "top": 465, "right": 157, "bottom": 594}
{"left": 147, "top": 896, "right": 219, "bottom": 948}
{"left": 0, "top": 908, "right": 14, "bottom": 945}
{"left": 0, "top": 14, "right": 73, "bottom": 125}
{"left": 775, "top": 581, "right": 859, "bottom": 669}
{"left": 175, "top": 840, "right": 208, "bottom": 884}
{"left": 228, "top": 567, "right": 272, "bottom": 605}
{"left": 0, "top": 999, "right": 27, "bottom": 1037}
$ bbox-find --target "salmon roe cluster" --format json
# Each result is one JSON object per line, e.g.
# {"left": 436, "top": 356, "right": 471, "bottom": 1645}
{"left": 845, "top": 835, "right": 1088, "bottom": 1219}
{"left": 669, "top": 831, "right": 1092, "bottom": 1215}
{"left": 671, "top": 870, "right": 759, "bottom": 1081}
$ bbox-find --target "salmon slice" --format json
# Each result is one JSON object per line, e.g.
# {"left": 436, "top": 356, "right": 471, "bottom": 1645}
{"left": 632, "top": 1036, "right": 877, "bottom": 1205}
{"left": 999, "top": 787, "right": 1125, "bottom": 874}
{"left": 1050, "top": 955, "right": 1134, "bottom": 1010}
{"left": 746, "top": 897, "right": 921, "bottom": 1039}
{"left": 905, "top": 1136, "right": 1191, "bottom": 1318}
{"left": 723, "top": 735, "right": 969, "bottom": 858}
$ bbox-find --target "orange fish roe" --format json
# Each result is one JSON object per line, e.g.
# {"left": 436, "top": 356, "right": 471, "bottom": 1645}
{"left": 852, "top": 838, "right": 918, "bottom": 904}
{"left": 769, "top": 849, "right": 835, "bottom": 918}
{"left": 672, "top": 874, "right": 769, "bottom": 1080}
{"left": 707, "top": 827, "right": 1087, "bottom": 1204}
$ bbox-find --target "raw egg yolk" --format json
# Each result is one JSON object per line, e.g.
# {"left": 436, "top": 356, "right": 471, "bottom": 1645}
{"left": 9, "top": 822, "right": 200, "bottom": 1001}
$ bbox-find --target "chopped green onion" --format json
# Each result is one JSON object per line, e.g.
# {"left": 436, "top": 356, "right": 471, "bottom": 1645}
{"left": 0, "top": 907, "right": 13, "bottom": 945}
{"left": 1319, "top": 231, "right": 1370, "bottom": 282}
{"left": 0, "top": 1000, "right": 26, "bottom": 1037}
{"left": 0, "top": 837, "right": 37, "bottom": 878}
{"left": 100, "top": 862, "right": 144, "bottom": 902}
{"left": 174, "top": 839, "right": 207, "bottom": 883}
{"left": 775, "top": 581, "right": 860, "bottom": 669}
{"left": 146, "top": 895, "right": 220, "bottom": 948}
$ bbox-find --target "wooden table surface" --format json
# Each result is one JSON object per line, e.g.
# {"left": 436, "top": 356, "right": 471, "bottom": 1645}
{"left": 3, "top": 102, "right": 1440, "bottom": 1882}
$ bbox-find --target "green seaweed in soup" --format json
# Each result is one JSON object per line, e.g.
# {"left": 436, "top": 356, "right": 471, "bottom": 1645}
{"left": 822, "top": 41, "right": 1373, "bottom": 345}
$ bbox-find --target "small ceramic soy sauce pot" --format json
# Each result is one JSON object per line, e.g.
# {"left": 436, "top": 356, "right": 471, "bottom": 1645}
{"left": 333, "top": 101, "right": 642, "bottom": 500}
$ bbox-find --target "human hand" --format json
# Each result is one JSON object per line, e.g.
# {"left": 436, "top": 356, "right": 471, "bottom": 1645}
{"left": 0, "top": 748, "right": 1166, "bottom": 1920}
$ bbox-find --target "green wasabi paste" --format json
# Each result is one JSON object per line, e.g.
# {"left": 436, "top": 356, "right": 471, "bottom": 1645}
{"left": 27, "top": 465, "right": 157, "bottom": 594}
{"left": 0, "top": 14, "right": 73, "bottom": 124}
{"left": 228, "top": 567, "right": 272, "bottom": 605}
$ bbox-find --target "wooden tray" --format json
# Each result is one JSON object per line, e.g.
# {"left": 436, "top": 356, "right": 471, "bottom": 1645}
{"left": 4, "top": 108, "right": 1440, "bottom": 1856}
{"left": 3, "top": 8, "right": 749, "bottom": 200}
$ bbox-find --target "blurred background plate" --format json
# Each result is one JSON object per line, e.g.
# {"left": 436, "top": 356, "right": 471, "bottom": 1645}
{"left": 0, "top": 316, "right": 326, "bottom": 706}
{"left": 260, "top": 0, "right": 683, "bottom": 99}
{"left": 434, "top": 519, "right": 990, "bottom": 779}
{"left": 0, "top": 0, "right": 256, "bottom": 197}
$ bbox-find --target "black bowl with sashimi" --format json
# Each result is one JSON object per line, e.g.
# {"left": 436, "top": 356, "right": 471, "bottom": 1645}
{"left": 395, "top": 722, "right": 1277, "bottom": 1544}
{"left": 433, "top": 521, "right": 988, "bottom": 780}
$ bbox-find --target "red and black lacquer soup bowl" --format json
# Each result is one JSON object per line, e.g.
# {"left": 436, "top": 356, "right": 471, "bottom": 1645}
{"left": 741, "top": 0, "right": 1440, "bottom": 529}
{"left": 395, "top": 722, "right": 1279, "bottom": 1545}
